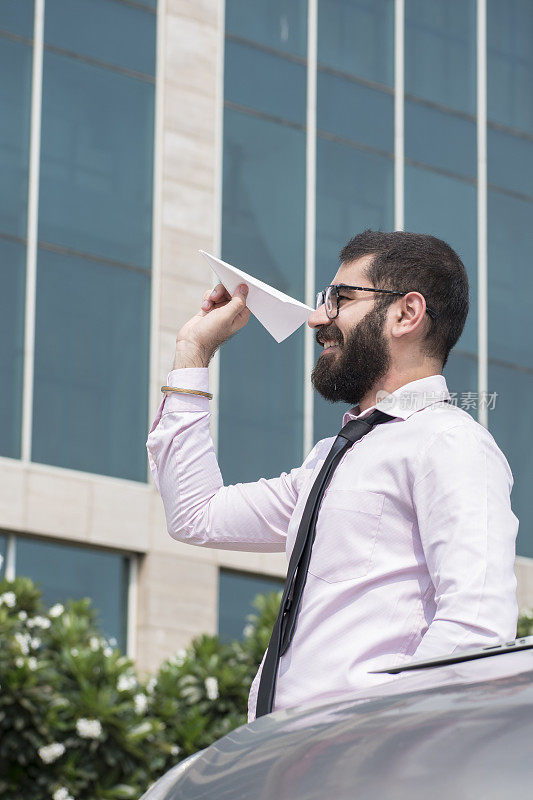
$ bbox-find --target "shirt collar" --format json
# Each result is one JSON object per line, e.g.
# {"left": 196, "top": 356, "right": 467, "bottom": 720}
{"left": 342, "top": 374, "right": 451, "bottom": 425}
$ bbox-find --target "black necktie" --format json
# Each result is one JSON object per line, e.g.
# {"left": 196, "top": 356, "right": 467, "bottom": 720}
{"left": 255, "top": 408, "right": 395, "bottom": 718}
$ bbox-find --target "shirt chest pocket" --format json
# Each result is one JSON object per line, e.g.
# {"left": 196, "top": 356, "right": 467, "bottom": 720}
{"left": 308, "top": 489, "right": 385, "bottom": 583}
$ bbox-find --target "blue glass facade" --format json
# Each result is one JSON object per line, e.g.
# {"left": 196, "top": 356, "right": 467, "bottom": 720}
{"left": 0, "top": 0, "right": 34, "bottom": 38}
{"left": 0, "top": 0, "right": 155, "bottom": 481}
{"left": 404, "top": 0, "right": 478, "bottom": 405}
{"left": 222, "top": 0, "right": 533, "bottom": 556}
{"left": 0, "top": 10, "right": 32, "bottom": 460}
{"left": 218, "top": 568, "right": 283, "bottom": 641}
{"left": 2, "top": 534, "right": 129, "bottom": 649}
{"left": 32, "top": 249, "right": 150, "bottom": 479}
{"left": 315, "top": 0, "right": 394, "bottom": 440}
{"left": 486, "top": 0, "right": 533, "bottom": 557}
{"left": 221, "top": 2, "right": 307, "bottom": 483}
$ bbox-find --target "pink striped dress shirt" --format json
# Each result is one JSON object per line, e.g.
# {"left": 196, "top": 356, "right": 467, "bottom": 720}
{"left": 146, "top": 369, "right": 518, "bottom": 721}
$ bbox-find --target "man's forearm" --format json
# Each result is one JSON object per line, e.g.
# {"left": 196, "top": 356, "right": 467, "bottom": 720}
{"left": 146, "top": 367, "right": 294, "bottom": 551}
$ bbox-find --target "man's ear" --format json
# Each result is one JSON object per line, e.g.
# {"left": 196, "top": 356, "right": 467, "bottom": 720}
{"left": 391, "top": 292, "right": 427, "bottom": 337}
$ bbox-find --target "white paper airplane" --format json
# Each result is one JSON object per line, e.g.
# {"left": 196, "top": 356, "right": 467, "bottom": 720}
{"left": 199, "top": 251, "right": 314, "bottom": 343}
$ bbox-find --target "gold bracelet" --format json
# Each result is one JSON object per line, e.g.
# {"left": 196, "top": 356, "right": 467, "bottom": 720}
{"left": 161, "top": 386, "right": 213, "bottom": 399}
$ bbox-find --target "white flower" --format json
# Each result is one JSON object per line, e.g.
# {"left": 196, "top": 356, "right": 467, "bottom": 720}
{"left": 89, "top": 637, "right": 100, "bottom": 652}
{"left": 49, "top": 603, "right": 64, "bottom": 618}
{"left": 70, "top": 648, "right": 79, "bottom": 657}
{"left": 27, "top": 615, "right": 50, "bottom": 630}
{"left": 130, "top": 721, "right": 152, "bottom": 738}
{"left": 15, "top": 657, "right": 24, "bottom": 668}
{"left": 242, "top": 624, "right": 254, "bottom": 638}
{"left": 30, "top": 637, "right": 41, "bottom": 650}
{"left": 134, "top": 693, "right": 148, "bottom": 714}
{"left": 117, "top": 674, "right": 137, "bottom": 692}
{"left": 53, "top": 787, "right": 74, "bottom": 800}
{"left": 18, "top": 610, "right": 28, "bottom": 622}
{"left": 15, "top": 631, "right": 31, "bottom": 655}
{"left": 0, "top": 591, "right": 16, "bottom": 608}
{"left": 38, "top": 742, "right": 65, "bottom": 764}
{"left": 174, "top": 648, "right": 187, "bottom": 666}
{"left": 99, "top": 636, "right": 115, "bottom": 653}
{"left": 170, "top": 744, "right": 181, "bottom": 756}
{"left": 146, "top": 677, "right": 157, "bottom": 694}
{"left": 76, "top": 718, "right": 102, "bottom": 739}
{"left": 28, "top": 657, "right": 38, "bottom": 670}
{"left": 204, "top": 676, "right": 219, "bottom": 701}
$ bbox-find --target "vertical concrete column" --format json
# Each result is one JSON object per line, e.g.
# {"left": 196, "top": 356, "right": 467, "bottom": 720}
{"left": 139, "top": 0, "right": 223, "bottom": 674}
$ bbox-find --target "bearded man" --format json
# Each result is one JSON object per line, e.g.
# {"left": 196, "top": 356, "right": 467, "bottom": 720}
{"left": 146, "top": 230, "right": 518, "bottom": 721}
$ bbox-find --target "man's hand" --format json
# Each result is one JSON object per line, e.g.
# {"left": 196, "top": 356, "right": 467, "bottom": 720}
{"left": 174, "top": 282, "right": 251, "bottom": 369}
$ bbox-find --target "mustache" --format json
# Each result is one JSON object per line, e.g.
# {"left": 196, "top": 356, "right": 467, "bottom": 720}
{"left": 315, "top": 327, "right": 343, "bottom": 347}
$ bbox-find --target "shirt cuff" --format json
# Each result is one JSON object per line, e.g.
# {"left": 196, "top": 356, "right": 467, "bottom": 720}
{"left": 162, "top": 367, "right": 211, "bottom": 414}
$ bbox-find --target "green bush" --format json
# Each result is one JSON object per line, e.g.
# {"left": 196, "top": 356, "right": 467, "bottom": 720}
{"left": 0, "top": 577, "right": 280, "bottom": 800}
{"left": 0, "top": 577, "right": 166, "bottom": 800}
{"left": 517, "top": 607, "right": 533, "bottom": 638}
{"left": 148, "top": 589, "right": 281, "bottom": 766}
{"left": 4, "top": 574, "right": 528, "bottom": 799}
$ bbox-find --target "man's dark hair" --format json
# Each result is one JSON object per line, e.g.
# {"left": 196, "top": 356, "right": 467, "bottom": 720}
{"left": 339, "top": 230, "right": 469, "bottom": 369}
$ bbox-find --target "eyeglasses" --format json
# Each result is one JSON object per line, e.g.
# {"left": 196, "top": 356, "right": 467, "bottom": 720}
{"left": 315, "top": 284, "right": 438, "bottom": 321}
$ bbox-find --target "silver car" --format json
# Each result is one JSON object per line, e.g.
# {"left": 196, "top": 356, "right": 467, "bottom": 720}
{"left": 141, "top": 639, "right": 533, "bottom": 800}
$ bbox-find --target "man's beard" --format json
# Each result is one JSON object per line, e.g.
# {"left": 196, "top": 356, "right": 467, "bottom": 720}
{"left": 311, "top": 304, "right": 391, "bottom": 407}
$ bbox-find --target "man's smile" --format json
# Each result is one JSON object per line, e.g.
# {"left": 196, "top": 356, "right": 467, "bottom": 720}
{"left": 316, "top": 331, "right": 341, "bottom": 351}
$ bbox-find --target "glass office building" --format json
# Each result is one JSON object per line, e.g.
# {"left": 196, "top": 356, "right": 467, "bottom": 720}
{"left": 0, "top": 0, "right": 531, "bottom": 669}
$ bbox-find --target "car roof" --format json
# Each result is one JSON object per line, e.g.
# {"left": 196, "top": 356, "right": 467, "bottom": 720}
{"left": 150, "top": 649, "right": 533, "bottom": 800}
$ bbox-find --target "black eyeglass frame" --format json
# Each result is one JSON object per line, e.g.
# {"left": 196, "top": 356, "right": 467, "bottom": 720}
{"left": 316, "top": 284, "right": 438, "bottom": 321}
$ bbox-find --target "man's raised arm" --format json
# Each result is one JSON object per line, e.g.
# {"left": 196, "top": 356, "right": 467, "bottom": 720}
{"left": 146, "top": 282, "right": 308, "bottom": 552}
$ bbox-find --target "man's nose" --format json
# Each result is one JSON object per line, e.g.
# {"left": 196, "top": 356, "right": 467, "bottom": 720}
{"left": 307, "top": 303, "right": 332, "bottom": 329}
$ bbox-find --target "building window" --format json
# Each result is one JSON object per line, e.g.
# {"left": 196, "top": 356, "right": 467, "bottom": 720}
{"left": 487, "top": 0, "right": 533, "bottom": 557}
{"left": 218, "top": 568, "right": 283, "bottom": 642}
{"left": 0, "top": 11, "right": 32, "bottom": 460}
{"left": 31, "top": 0, "right": 155, "bottom": 482}
{"left": 220, "top": 0, "right": 307, "bottom": 484}
{"left": 0, "top": 0, "right": 156, "bottom": 481}
{"left": 4, "top": 533, "right": 130, "bottom": 650}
